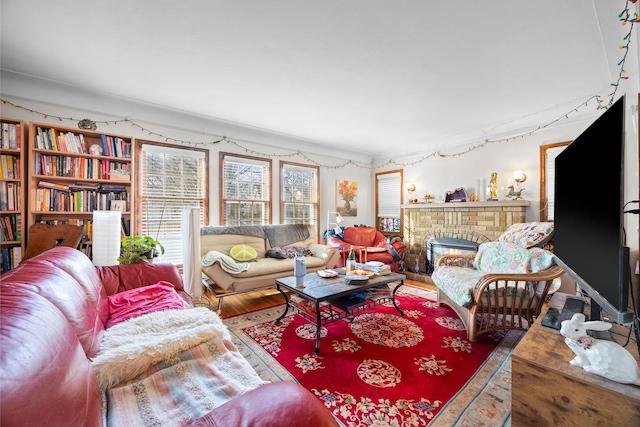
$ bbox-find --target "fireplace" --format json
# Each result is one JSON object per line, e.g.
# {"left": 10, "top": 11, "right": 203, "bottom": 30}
{"left": 425, "top": 230, "right": 490, "bottom": 273}
{"left": 426, "top": 237, "right": 479, "bottom": 274}
{"left": 401, "top": 200, "right": 529, "bottom": 279}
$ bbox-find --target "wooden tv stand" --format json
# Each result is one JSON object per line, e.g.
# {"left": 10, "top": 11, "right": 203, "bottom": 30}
{"left": 511, "top": 292, "right": 640, "bottom": 426}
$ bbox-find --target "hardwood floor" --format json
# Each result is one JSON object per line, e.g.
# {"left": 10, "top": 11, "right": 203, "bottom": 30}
{"left": 199, "top": 279, "right": 435, "bottom": 319}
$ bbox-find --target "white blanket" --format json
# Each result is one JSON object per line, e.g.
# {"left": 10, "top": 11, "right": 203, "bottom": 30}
{"left": 92, "top": 307, "right": 228, "bottom": 389}
{"left": 202, "top": 250, "right": 251, "bottom": 274}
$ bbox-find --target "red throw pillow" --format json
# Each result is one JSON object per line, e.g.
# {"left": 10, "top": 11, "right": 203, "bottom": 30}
{"left": 106, "top": 281, "right": 187, "bottom": 328}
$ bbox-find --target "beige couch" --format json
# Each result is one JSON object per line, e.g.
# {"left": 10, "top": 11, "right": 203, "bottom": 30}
{"left": 201, "top": 224, "right": 339, "bottom": 311}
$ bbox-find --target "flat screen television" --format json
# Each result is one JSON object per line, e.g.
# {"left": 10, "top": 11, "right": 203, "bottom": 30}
{"left": 553, "top": 95, "right": 634, "bottom": 325}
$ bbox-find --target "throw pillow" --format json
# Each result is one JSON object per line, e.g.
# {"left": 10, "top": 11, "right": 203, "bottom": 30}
{"left": 267, "top": 246, "right": 313, "bottom": 259}
{"left": 266, "top": 247, "right": 287, "bottom": 259}
{"left": 474, "top": 241, "right": 555, "bottom": 274}
{"left": 229, "top": 244, "right": 259, "bottom": 262}
{"left": 497, "top": 222, "right": 554, "bottom": 248}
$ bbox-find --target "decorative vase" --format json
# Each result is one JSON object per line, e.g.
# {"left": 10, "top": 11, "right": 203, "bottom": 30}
{"left": 343, "top": 200, "right": 352, "bottom": 214}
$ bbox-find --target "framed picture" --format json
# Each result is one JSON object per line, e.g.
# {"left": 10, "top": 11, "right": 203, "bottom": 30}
{"left": 336, "top": 180, "right": 357, "bottom": 216}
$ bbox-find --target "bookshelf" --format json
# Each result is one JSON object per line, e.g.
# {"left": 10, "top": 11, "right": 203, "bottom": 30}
{"left": 27, "top": 122, "right": 134, "bottom": 256}
{"left": 0, "top": 118, "right": 26, "bottom": 272}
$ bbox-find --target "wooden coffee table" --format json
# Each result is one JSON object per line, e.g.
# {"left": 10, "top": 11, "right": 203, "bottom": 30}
{"left": 275, "top": 270, "right": 406, "bottom": 354}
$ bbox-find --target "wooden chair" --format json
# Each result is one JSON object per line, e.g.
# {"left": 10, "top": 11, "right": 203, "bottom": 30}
{"left": 431, "top": 222, "right": 564, "bottom": 341}
{"left": 22, "top": 223, "right": 85, "bottom": 262}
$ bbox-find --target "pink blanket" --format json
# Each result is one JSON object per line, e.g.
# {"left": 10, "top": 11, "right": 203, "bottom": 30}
{"left": 106, "top": 281, "right": 186, "bottom": 328}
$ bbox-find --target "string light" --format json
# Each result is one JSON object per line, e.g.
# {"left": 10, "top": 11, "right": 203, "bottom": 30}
{"left": 1, "top": 1, "right": 635, "bottom": 169}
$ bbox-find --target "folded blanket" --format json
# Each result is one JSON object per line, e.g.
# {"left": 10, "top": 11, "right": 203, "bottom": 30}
{"left": 202, "top": 250, "right": 250, "bottom": 274}
{"left": 92, "top": 307, "right": 228, "bottom": 389}
{"left": 106, "top": 281, "right": 188, "bottom": 328}
{"left": 263, "top": 224, "right": 310, "bottom": 248}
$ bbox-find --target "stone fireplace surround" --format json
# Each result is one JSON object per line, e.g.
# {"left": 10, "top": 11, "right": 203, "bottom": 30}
{"left": 402, "top": 200, "right": 530, "bottom": 282}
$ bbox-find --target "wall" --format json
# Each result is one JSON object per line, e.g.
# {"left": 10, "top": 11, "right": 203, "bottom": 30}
{"left": 0, "top": 96, "right": 372, "bottom": 234}
{"left": 1, "top": 88, "right": 638, "bottom": 256}
{"left": 378, "top": 109, "right": 639, "bottom": 253}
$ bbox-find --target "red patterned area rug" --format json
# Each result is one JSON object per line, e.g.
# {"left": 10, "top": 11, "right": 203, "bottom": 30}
{"left": 223, "top": 285, "right": 521, "bottom": 426}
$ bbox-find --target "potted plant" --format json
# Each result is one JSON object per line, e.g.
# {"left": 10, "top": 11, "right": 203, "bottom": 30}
{"left": 118, "top": 235, "right": 165, "bottom": 264}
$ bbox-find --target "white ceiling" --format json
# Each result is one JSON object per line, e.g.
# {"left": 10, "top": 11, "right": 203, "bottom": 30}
{"left": 1, "top": 1, "right": 639, "bottom": 164}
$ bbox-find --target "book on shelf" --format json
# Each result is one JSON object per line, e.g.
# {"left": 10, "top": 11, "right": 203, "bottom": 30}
{"left": 1, "top": 123, "right": 9, "bottom": 149}
{"left": 0, "top": 183, "right": 7, "bottom": 210}
{"left": 2, "top": 215, "right": 15, "bottom": 241}
{"left": 100, "top": 134, "right": 109, "bottom": 157}
{"left": 6, "top": 182, "right": 15, "bottom": 211}
{"left": 0, "top": 155, "right": 21, "bottom": 180}
{"left": 0, "top": 155, "right": 8, "bottom": 179}
{"left": 38, "top": 181, "right": 71, "bottom": 192}
{"left": 11, "top": 246, "right": 22, "bottom": 265}
{"left": 15, "top": 123, "right": 21, "bottom": 149}
{"left": 2, "top": 248, "right": 10, "bottom": 272}
{"left": 100, "top": 185, "right": 127, "bottom": 193}
{"left": 68, "top": 182, "right": 100, "bottom": 190}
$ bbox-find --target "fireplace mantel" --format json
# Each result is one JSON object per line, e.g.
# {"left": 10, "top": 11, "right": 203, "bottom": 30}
{"left": 402, "top": 200, "right": 530, "bottom": 276}
{"left": 402, "top": 200, "right": 530, "bottom": 210}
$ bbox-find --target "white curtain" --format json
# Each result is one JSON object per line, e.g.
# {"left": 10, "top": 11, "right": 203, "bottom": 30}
{"left": 182, "top": 207, "right": 201, "bottom": 298}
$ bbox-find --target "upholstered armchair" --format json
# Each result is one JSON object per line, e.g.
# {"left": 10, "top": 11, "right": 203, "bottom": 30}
{"left": 431, "top": 222, "right": 564, "bottom": 342}
{"left": 326, "top": 226, "right": 405, "bottom": 272}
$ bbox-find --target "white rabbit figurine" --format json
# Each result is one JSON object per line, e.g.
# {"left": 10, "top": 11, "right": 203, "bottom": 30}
{"left": 559, "top": 313, "right": 640, "bottom": 385}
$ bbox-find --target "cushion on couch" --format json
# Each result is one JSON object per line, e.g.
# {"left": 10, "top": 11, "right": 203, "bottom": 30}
{"left": 474, "top": 241, "right": 555, "bottom": 274}
{"left": 229, "top": 244, "right": 259, "bottom": 262}
{"left": 266, "top": 246, "right": 313, "bottom": 259}
{"left": 497, "top": 221, "right": 554, "bottom": 248}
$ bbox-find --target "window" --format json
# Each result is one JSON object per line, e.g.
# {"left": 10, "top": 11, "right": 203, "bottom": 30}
{"left": 136, "top": 141, "right": 209, "bottom": 265}
{"left": 376, "top": 170, "right": 402, "bottom": 234}
{"left": 280, "top": 161, "right": 319, "bottom": 237}
{"left": 220, "top": 153, "right": 272, "bottom": 225}
{"left": 540, "top": 141, "right": 570, "bottom": 221}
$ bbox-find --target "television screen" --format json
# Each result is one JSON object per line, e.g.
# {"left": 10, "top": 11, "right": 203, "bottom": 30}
{"left": 553, "top": 95, "right": 633, "bottom": 324}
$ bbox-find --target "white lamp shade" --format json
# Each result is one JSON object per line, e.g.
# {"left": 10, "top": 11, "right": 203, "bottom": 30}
{"left": 92, "top": 210, "right": 121, "bottom": 266}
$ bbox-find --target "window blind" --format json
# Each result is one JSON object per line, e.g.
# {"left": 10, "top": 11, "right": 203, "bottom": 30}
{"left": 139, "top": 143, "right": 207, "bottom": 265}
{"left": 377, "top": 172, "right": 401, "bottom": 218}
{"left": 281, "top": 162, "right": 318, "bottom": 225}
{"left": 221, "top": 153, "right": 271, "bottom": 225}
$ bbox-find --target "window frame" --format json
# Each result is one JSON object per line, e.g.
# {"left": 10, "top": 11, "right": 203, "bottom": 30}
{"left": 539, "top": 141, "right": 570, "bottom": 221}
{"left": 280, "top": 160, "right": 320, "bottom": 239}
{"left": 219, "top": 152, "right": 272, "bottom": 226}
{"left": 375, "top": 169, "right": 404, "bottom": 236}
{"left": 135, "top": 140, "right": 209, "bottom": 266}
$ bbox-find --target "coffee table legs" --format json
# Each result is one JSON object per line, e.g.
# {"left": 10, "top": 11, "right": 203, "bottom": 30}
{"left": 391, "top": 280, "right": 405, "bottom": 316}
{"left": 314, "top": 301, "right": 322, "bottom": 354}
{"left": 275, "top": 285, "right": 289, "bottom": 324}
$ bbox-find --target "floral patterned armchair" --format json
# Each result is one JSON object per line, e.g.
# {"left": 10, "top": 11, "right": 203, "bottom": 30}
{"left": 431, "top": 222, "right": 564, "bottom": 341}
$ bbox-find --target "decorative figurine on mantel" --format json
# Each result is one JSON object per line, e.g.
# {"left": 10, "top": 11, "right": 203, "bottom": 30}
{"left": 506, "top": 185, "right": 524, "bottom": 200}
{"left": 487, "top": 172, "right": 499, "bottom": 201}
{"left": 560, "top": 313, "right": 640, "bottom": 385}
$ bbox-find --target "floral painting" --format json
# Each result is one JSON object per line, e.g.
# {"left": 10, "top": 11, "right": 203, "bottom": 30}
{"left": 337, "top": 180, "right": 357, "bottom": 216}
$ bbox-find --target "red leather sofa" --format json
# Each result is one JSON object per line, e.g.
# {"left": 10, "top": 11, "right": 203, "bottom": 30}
{"left": 0, "top": 246, "right": 338, "bottom": 427}
{"left": 326, "top": 226, "right": 405, "bottom": 272}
